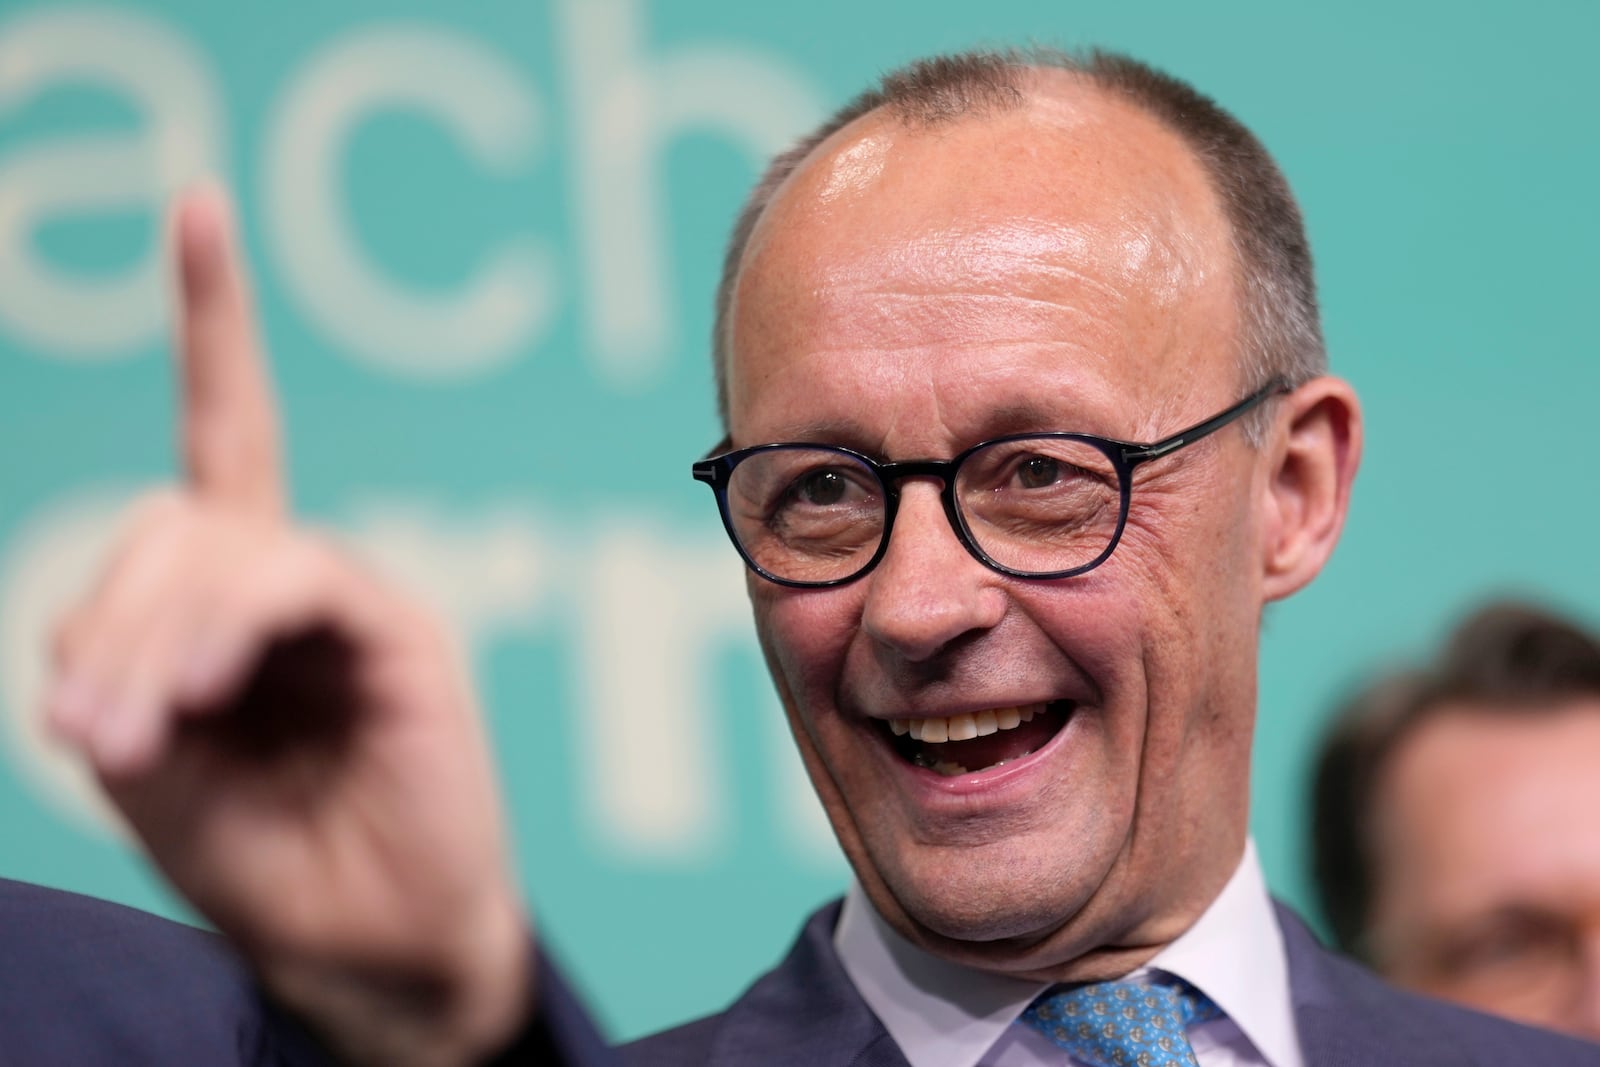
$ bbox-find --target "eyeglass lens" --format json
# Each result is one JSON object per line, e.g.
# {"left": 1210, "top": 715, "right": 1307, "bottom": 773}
{"left": 723, "top": 438, "right": 1122, "bottom": 584}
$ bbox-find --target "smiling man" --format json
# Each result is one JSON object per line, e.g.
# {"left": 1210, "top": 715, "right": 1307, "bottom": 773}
{"left": 46, "top": 47, "right": 1600, "bottom": 1067}
{"left": 715, "top": 56, "right": 1293, "bottom": 980}
{"left": 628, "top": 50, "right": 1600, "bottom": 1066}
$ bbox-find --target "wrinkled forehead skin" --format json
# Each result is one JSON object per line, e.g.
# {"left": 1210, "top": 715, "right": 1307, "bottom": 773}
{"left": 724, "top": 69, "right": 1243, "bottom": 445}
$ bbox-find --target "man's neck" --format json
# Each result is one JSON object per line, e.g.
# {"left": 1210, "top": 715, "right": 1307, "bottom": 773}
{"left": 833, "top": 840, "right": 1305, "bottom": 1067}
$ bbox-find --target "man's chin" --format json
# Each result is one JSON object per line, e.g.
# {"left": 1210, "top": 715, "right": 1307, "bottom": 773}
{"left": 894, "top": 890, "right": 1165, "bottom": 982}
{"left": 844, "top": 832, "right": 1185, "bottom": 978}
{"left": 865, "top": 858, "right": 1110, "bottom": 957}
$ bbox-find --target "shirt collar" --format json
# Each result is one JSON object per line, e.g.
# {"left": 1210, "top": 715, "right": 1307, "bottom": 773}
{"left": 833, "top": 840, "right": 1302, "bottom": 1067}
{"left": 834, "top": 880, "right": 1044, "bottom": 1067}
{"left": 1145, "top": 840, "right": 1302, "bottom": 1067}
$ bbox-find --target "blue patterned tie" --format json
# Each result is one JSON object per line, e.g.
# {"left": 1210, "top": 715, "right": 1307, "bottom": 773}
{"left": 1021, "top": 978, "right": 1222, "bottom": 1067}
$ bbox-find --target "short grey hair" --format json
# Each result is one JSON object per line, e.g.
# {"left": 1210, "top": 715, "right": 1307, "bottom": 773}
{"left": 710, "top": 48, "right": 1326, "bottom": 441}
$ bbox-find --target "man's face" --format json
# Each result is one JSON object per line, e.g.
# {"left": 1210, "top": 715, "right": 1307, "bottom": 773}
{"left": 724, "top": 81, "right": 1278, "bottom": 979}
{"left": 1368, "top": 702, "right": 1600, "bottom": 1038}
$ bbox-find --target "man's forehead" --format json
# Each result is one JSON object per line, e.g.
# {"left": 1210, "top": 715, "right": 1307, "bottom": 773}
{"left": 753, "top": 72, "right": 1226, "bottom": 260}
{"left": 724, "top": 73, "right": 1239, "bottom": 441}
{"left": 730, "top": 69, "right": 1236, "bottom": 338}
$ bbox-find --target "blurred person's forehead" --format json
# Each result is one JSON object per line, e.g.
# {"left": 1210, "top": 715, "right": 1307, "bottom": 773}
{"left": 1376, "top": 701, "right": 1600, "bottom": 912}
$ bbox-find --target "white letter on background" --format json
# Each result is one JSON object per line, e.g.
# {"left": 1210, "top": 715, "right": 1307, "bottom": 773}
{"left": 0, "top": 8, "right": 222, "bottom": 356}
{"left": 263, "top": 24, "right": 554, "bottom": 379}
{"left": 574, "top": 525, "right": 749, "bottom": 855}
{"left": 558, "top": 0, "right": 823, "bottom": 385}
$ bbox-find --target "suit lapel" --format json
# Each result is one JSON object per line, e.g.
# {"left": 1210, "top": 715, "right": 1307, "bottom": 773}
{"left": 706, "top": 903, "right": 910, "bottom": 1067}
{"left": 1278, "top": 902, "right": 1473, "bottom": 1067}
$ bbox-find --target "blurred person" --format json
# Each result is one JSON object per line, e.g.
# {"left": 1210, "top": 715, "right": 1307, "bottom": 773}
{"left": 1312, "top": 601, "right": 1600, "bottom": 1039}
{"left": 37, "top": 45, "right": 1600, "bottom": 1067}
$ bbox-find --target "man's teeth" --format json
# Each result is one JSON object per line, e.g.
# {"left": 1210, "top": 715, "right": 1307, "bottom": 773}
{"left": 909, "top": 751, "right": 1020, "bottom": 777}
{"left": 889, "top": 705, "right": 1039, "bottom": 743}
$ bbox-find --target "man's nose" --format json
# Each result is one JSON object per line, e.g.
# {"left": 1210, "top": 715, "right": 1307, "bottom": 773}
{"left": 860, "top": 480, "right": 1006, "bottom": 663}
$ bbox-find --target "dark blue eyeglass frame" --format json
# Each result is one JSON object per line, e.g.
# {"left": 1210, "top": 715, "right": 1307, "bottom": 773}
{"left": 692, "top": 379, "right": 1289, "bottom": 588}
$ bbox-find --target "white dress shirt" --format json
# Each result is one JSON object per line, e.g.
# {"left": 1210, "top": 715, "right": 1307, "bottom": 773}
{"left": 834, "top": 840, "right": 1305, "bottom": 1067}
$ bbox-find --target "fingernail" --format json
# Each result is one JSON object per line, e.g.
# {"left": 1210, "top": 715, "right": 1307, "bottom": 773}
{"left": 176, "top": 180, "right": 232, "bottom": 276}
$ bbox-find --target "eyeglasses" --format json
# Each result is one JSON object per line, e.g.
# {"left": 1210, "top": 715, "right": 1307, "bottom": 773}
{"left": 692, "top": 380, "right": 1288, "bottom": 588}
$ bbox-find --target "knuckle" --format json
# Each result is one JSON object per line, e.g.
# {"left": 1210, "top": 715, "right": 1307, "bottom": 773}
{"left": 398, "top": 596, "right": 450, "bottom": 650}
{"left": 298, "top": 528, "right": 447, "bottom": 647}
{"left": 111, "top": 489, "right": 205, "bottom": 569}
{"left": 50, "top": 610, "right": 88, "bottom": 669}
{"left": 123, "top": 486, "right": 191, "bottom": 534}
{"left": 277, "top": 526, "right": 342, "bottom": 588}
{"left": 225, "top": 525, "right": 347, "bottom": 626}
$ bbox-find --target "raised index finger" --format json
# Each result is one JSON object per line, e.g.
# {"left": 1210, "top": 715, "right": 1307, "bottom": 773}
{"left": 173, "top": 182, "right": 285, "bottom": 515}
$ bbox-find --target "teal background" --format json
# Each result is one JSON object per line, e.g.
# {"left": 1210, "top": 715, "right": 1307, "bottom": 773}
{"left": 1, "top": 0, "right": 1597, "bottom": 1042}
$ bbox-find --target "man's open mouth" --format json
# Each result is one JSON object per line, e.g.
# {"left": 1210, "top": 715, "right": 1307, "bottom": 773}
{"left": 882, "top": 700, "right": 1075, "bottom": 777}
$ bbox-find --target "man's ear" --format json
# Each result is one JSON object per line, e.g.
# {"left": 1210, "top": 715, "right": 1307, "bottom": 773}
{"left": 1260, "top": 377, "right": 1362, "bottom": 602}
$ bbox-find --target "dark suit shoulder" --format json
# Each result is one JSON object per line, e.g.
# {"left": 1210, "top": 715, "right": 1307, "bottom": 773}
{"left": 0, "top": 878, "right": 326, "bottom": 1066}
{"left": 1317, "top": 949, "right": 1600, "bottom": 1063}
{"left": 620, "top": 1013, "right": 722, "bottom": 1066}
{"left": 623, "top": 902, "right": 908, "bottom": 1067}
{"left": 0, "top": 876, "right": 230, "bottom": 959}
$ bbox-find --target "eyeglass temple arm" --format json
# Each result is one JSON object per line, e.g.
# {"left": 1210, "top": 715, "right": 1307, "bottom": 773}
{"left": 691, "top": 436, "right": 735, "bottom": 484}
{"left": 1121, "top": 379, "right": 1290, "bottom": 465}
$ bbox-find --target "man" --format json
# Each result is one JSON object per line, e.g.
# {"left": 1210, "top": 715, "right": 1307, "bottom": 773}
{"left": 41, "top": 46, "right": 1600, "bottom": 1066}
{"left": 1312, "top": 600, "right": 1600, "bottom": 1041}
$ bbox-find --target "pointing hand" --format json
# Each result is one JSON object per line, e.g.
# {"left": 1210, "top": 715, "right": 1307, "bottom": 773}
{"left": 48, "top": 185, "right": 532, "bottom": 1067}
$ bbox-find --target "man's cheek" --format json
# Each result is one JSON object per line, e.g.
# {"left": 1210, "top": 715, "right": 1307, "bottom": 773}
{"left": 754, "top": 589, "right": 856, "bottom": 700}
{"left": 1100, "top": 522, "right": 1213, "bottom": 661}
{"left": 1020, "top": 570, "right": 1155, "bottom": 685}
{"left": 1108, "top": 502, "right": 1191, "bottom": 583}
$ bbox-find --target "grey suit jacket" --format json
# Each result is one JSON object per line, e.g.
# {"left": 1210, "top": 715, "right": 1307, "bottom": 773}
{"left": 620, "top": 900, "right": 1600, "bottom": 1066}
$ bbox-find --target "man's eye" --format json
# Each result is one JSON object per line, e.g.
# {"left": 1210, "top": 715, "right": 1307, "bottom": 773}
{"left": 1440, "top": 915, "right": 1573, "bottom": 978}
{"left": 1017, "top": 456, "right": 1061, "bottom": 489}
{"left": 795, "top": 469, "right": 849, "bottom": 506}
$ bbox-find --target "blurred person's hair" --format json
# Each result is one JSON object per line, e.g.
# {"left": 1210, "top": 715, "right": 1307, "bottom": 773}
{"left": 709, "top": 47, "right": 1325, "bottom": 441}
{"left": 1310, "top": 600, "right": 1600, "bottom": 960}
